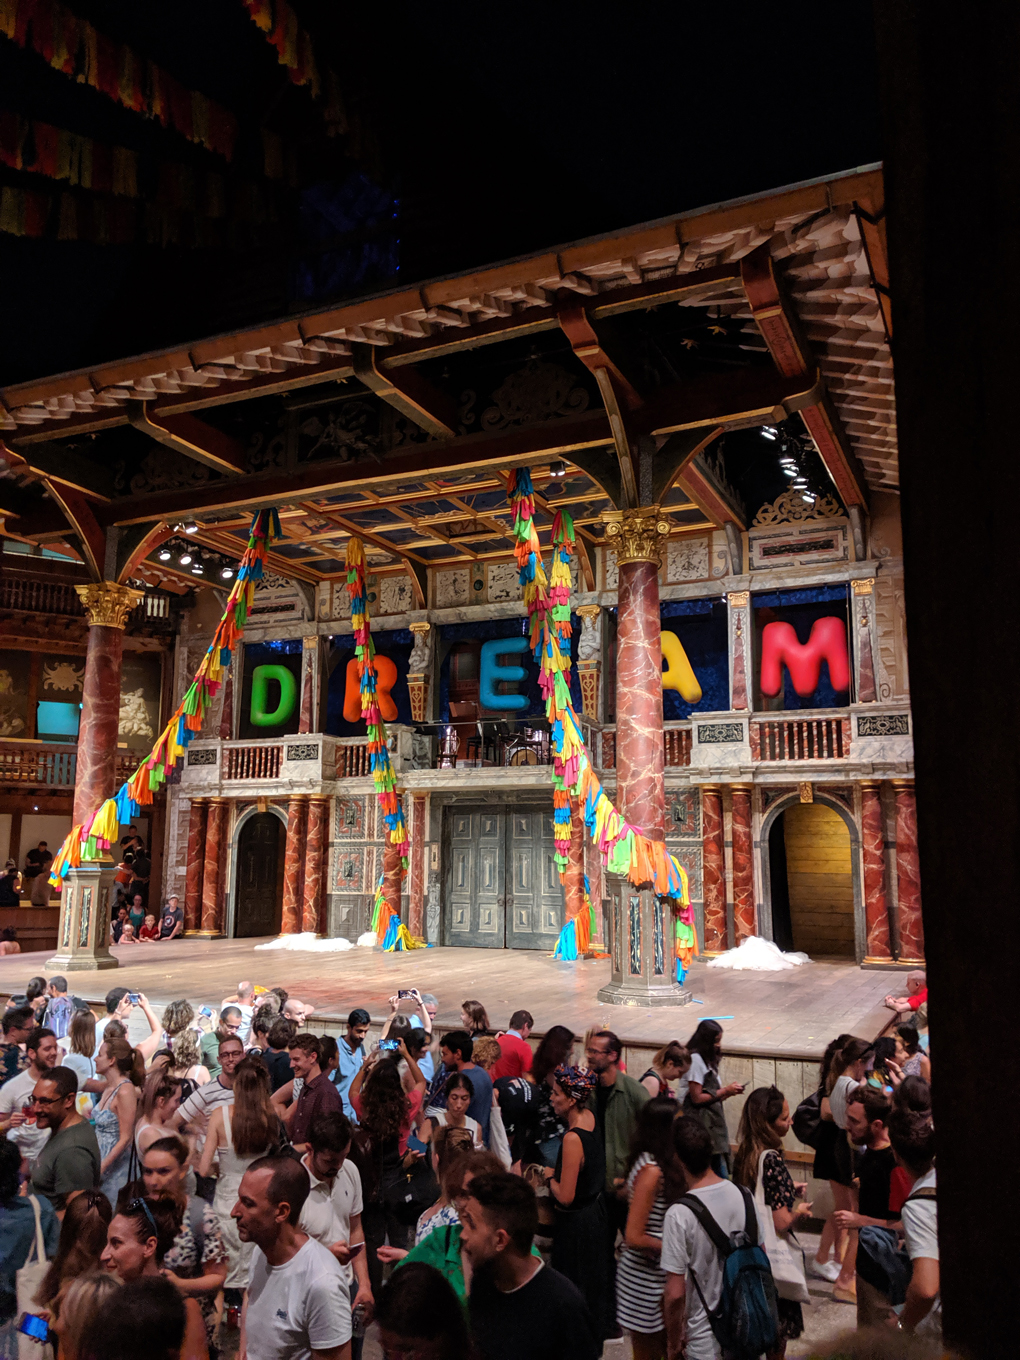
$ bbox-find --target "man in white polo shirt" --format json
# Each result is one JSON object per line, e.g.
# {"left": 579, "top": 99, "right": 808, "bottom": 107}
{"left": 235, "top": 1155, "right": 351, "bottom": 1360}
{"left": 298, "top": 1112, "right": 372, "bottom": 1358}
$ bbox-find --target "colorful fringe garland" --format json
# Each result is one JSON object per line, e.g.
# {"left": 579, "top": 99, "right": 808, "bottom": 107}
{"left": 506, "top": 469, "right": 699, "bottom": 982}
{"left": 345, "top": 537, "right": 425, "bottom": 952}
{"left": 553, "top": 875, "right": 597, "bottom": 961}
{"left": 48, "top": 509, "right": 280, "bottom": 888}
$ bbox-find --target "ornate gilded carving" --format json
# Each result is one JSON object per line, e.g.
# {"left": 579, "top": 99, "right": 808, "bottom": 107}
{"left": 408, "top": 622, "right": 433, "bottom": 673}
{"left": 460, "top": 359, "right": 590, "bottom": 432}
{"left": 799, "top": 781, "right": 814, "bottom": 803}
{"left": 851, "top": 577, "right": 876, "bottom": 596}
{"left": 727, "top": 591, "right": 750, "bottom": 608}
{"left": 75, "top": 581, "right": 143, "bottom": 630}
{"left": 601, "top": 507, "right": 671, "bottom": 566}
{"left": 752, "top": 492, "right": 843, "bottom": 526}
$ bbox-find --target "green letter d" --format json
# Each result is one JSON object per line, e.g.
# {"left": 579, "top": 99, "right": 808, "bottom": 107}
{"left": 250, "top": 664, "right": 297, "bottom": 727}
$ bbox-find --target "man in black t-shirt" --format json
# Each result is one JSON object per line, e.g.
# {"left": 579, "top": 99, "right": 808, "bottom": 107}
{"left": 835, "top": 1084, "right": 898, "bottom": 1326}
{"left": 461, "top": 1172, "right": 598, "bottom": 1360}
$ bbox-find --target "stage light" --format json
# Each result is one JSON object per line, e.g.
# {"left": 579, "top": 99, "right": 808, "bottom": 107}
{"left": 220, "top": 566, "right": 234, "bottom": 579}
{"left": 761, "top": 427, "right": 778, "bottom": 441}
{"left": 158, "top": 548, "right": 171, "bottom": 561}
{"left": 184, "top": 522, "right": 199, "bottom": 534}
{"left": 792, "top": 476, "right": 808, "bottom": 490}
{"left": 192, "top": 563, "right": 204, "bottom": 575}
{"left": 179, "top": 553, "right": 192, "bottom": 566}
{"left": 549, "top": 460, "right": 566, "bottom": 478}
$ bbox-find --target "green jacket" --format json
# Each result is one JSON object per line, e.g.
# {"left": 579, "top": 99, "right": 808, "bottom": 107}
{"left": 396, "top": 1223, "right": 542, "bottom": 1301}
{"left": 588, "top": 1070, "right": 651, "bottom": 1189}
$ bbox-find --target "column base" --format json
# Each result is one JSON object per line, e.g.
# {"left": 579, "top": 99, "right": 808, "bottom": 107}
{"left": 861, "top": 956, "right": 910, "bottom": 970}
{"left": 44, "top": 951, "right": 120, "bottom": 972}
{"left": 596, "top": 978, "right": 694, "bottom": 1007}
{"left": 190, "top": 930, "right": 225, "bottom": 939}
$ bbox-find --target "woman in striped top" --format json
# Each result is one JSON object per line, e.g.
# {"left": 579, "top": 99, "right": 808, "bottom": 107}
{"left": 616, "top": 1096, "right": 687, "bottom": 1359}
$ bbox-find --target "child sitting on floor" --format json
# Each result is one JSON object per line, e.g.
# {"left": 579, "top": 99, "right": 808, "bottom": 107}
{"left": 138, "top": 913, "right": 159, "bottom": 941}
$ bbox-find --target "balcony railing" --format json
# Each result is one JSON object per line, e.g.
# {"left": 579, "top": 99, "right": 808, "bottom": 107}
{"left": 597, "top": 723, "right": 691, "bottom": 770}
{"left": 751, "top": 714, "right": 850, "bottom": 762}
{"left": 0, "top": 578, "right": 82, "bottom": 616}
{"left": 224, "top": 744, "right": 283, "bottom": 780}
{"left": 0, "top": 740, "right": 137, "bottom": 788}
{"left": 336, "top": 742, "right": 370, "bottom": 778}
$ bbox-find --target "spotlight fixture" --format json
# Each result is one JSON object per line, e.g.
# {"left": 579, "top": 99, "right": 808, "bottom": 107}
{"left": 761, "top": 427, "right": 778, "bottom": 441}
{"left": 184, "top": 522, "right": 199, "bottom": 534}
{"left": 179, "top": 552, "right": 192, "bottom": 566}
{"left": 158, "top": 548, "right": 172, "bottom": 561}
{"left": 791, "top": 476, "right": 808, "bottom": 490}
{"left": 801, "top": 491, "right": 816, "bottom": 504}
{"left": 549, "top": 459, "right": 567, "bottom": 478}
{"left": 781, "top": 465, "right": 798, "bottom": 479}
{"left": 220, "top": 566, "right": 234, "bottom": 580}
{"left": 191, "top": 563, "right": 204, "bottom": 575}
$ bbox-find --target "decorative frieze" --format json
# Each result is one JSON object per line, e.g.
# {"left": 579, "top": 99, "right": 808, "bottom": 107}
{"left": 857, "top": 713, "right": 909, "bottom": 737}
{"left": 697, "top": 721, "right": 744, "bottom": 744}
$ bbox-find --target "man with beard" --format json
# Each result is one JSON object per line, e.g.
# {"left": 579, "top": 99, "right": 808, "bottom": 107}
{"left": 28, "top": 1066, "right": 100, "bottom": 1215}
{"left": 232, "top": 1155, "right": 351, "bottom": 1360}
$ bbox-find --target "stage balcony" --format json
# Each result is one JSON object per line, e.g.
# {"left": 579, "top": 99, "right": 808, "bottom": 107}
{"left": 0, "top": 738, "right": 137, "bottom": 790}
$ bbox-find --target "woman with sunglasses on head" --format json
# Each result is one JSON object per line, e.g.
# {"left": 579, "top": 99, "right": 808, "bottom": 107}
{"left": 100, "top": 1195, "right": 209, "bottom": 1360}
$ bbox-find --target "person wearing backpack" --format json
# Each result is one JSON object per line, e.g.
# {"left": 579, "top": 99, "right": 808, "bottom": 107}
{"left": 662, "top": 1116, "right": 779, "bottom": 1360}
{"left": 887, "top": 1108, "right": 939, "bottom": 1336}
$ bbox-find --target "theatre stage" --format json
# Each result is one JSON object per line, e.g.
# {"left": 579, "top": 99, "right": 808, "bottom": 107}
{"left": 0, "top": 938, "right": 896, "bottom": 1059}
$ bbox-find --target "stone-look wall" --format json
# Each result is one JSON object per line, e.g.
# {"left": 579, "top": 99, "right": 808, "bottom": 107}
{"left": 664, "top": 786, "right": 704, "bottom": 945}
{"left": 326, "top": 791, "right": 397, "bottom": 941}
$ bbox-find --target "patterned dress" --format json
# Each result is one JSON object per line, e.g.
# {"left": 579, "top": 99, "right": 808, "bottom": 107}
{"left": 762, "top": 1150, "right": 804, "bottom": 1339}
{"left": 164, "top": 1196, "right": 228, "bottom": 1349}
{"left": 616, "top": 1152, "right": 668, "bottom": 1335}
{"left": 415, "top": 1202, "right": 459, "bottom": 1245}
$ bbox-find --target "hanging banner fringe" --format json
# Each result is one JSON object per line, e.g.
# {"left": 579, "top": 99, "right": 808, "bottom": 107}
{"left": 240, "top": 1, "right": 345, "bottom": 133}
{"left": 506, "top": 469, "right": 698, "bottom": 983}
{"left": 48, "top": 508, "right": 280, "bottom": 888}
{"left": 0, "top": 0, "right": 237, "bottom": 158}
{"left": 345, "top": 537, "right": 426, "bottom": 952}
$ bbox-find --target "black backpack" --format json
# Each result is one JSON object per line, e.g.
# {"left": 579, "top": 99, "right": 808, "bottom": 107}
{"left": 792, "top": 1087, "right": 824, "bottom": 1149}
{"left": 679, "top": 1185, "right": 780, "bottom": 1360}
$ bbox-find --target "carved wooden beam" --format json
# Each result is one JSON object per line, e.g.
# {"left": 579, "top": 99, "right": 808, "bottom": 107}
{"left": 115, "top": 522, "right": 174, "bottom": 584}
{"left": 43, "top": 481, "right": 108, "bottom": 580}
{"left": 678, "top": 455, "right": 747, "bottom": 531}
{"left": 352, "top": 344, "right": 457, "bottom": 438}
{"left": 740, "top": 242, "right": 869, "bottom": 509}
{"left": 127, "top": 402, "right": 247, "bottom": 475}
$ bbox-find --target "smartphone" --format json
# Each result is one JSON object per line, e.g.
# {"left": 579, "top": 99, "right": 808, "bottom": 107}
{"left": 347, "top": 1241, "right": 366, "bottom": 1257}
{"left": 127, "top": 992, "right": 140, "bottom": 1004}
{"left": 198, "top": 1006, "right": 214, "bottom": 1017}
{"left": 397, "top": 989, "right": 414, "bottom": 999}
{"left": 18, "top": 1314, "right": 51, "bottom": 1344}
{"left": 379, "top": 1038, "right": 401, "bottom": 1052}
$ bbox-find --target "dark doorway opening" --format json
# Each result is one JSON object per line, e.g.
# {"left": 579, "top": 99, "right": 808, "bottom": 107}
{"left": 234, "top": 813, "right": 284, "bottom": 938}
{"left": 768, "top": 813, "right": 795, "bottom": 953}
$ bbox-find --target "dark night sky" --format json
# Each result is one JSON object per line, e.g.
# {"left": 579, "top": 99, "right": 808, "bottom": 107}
{"left": 0, "top": 2, "right": 881, "bottom": 384}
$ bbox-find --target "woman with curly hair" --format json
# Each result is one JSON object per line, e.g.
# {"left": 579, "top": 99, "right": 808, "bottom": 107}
{"left": 350, "top": 1044, "right": 427, "bottom": 1295}
{"left": 170, "top": 1028, "right": 210, "bottom": 1102}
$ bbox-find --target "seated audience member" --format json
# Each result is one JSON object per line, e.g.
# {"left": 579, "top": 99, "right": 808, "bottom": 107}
{"left": 127, "top": 894, "right": 146, "bottom": 933}
{"left": 491, "top": 1010, "right": 534, "bottom": 1081}
{"left": 375, "top": 1262, "right": 472, "bottom": 1360}
{"left": 662, "top": 1115, "right": 772, "bottom": 1360}
{"left": 0, "top": 1138, "right": 60, "bottom": 1345}
{"left": 139, "top": 913, "right": 160, "bottom": 941}
{"left": 24, "top": 840, "right": 52, "bottom": 882}
{"left": 461, "top": 1172, "right": 599, "bottom": 1360}
{"left": 29, "top": 1066, "right": 102, "bottom": 1212}
{"left": 0, "top": 860, "right": 21, "bottom": 906}
{"left": 233, "top": 1156, "right": 352, "bottom": 1360}
{"left": 36, "top": 1188, "right": 111, "bottom": 1328}
{"left": 888, "top": 1108, "right": 939, "bottom": 1335}
{"left": 334, "top": 1009, "right": 370, "bottom": 1119}
{"left": 119, "top": 922, "right": 140, "bottom": 944}
{"left": 0, "top": 927, "right": 20, "bottom": 955}
{"left": 111, "top": 906, "right": 130, "bottom": 943}
{"left": 49, "top": 1271, "right": 120, "bottom": 1360}
{"left": 884, "top": 972, "right": 927, "bottom": 1019}
{"left": 158, "top": 894, "right": 184, "bottom": 940}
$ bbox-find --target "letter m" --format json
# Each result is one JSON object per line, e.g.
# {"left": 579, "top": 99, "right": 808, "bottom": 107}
{"left": 759, "top": 617, "right": 850, "bottom": 698}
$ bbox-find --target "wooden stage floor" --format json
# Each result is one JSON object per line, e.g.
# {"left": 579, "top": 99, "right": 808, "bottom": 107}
{"left": 0, "top": 937, "right": 897, "bottom": 1059}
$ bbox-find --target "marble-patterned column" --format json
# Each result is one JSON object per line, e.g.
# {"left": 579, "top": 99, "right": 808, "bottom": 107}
{"left": 727, "top": 591, "right": 750, "bottom": 712}
{"left": 72, "top": 582, "right": 143, "bottom": 827}
{"left": 301, "top": 796, "right": 329, "bottom": 933}
{"left": 731, "top": 784, "right": 756, "bottom": 942}
{"left": 299, "top": 636, "right": 320, "bottom": 734}
{"left": 409, "top": 794, "right": 427, "bottom": 938}
{"left": 893, "top": 780, "right": 925, "bottom": 962}
{"left": 184, "top": 799, "right": 208, "bottom": 933}
{"left": 563, "top": 795, "right": 586, "bottom": 939}
{"left": 200, "top": 797, "right": 228, "bottom": 934}
{"left": 861, "top": 781, "right": 893, "bottom": 961}
{"left": 281, "top": 796, "right": 308, "bottom": 934}
{"left": 852, "top": 578, "right": 878, "bottom": 703}
{"left": 597, "top": 506, "right": 688, "bottom": 1005}
{"left": 701, "top": 785, "right": 728, "bottom": 952}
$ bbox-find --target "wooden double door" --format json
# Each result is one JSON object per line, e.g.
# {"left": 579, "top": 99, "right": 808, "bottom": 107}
{"left": 234, "top": 812, "right": 284, "bottom": 937}
{"left": 444, "top": 804, "right": 562, "bottom": 949}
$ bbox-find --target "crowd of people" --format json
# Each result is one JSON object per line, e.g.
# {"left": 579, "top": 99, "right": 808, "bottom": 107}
{"left": 0, "top": 967, "right": 938, "bottom": 1360}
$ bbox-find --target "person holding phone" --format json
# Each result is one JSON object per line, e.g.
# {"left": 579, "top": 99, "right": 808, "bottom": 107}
{"left": 682, "top": 1020, "right": 744, "bottom": 1178}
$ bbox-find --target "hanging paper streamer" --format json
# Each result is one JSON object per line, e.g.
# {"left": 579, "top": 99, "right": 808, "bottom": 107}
{"left": 506, "top": 469, "right": 698, "bottom": 982}
{"left": 345, "top": 538, "right": 426, "bottom": 952}
{"left": 48, "top": 508, "right": 280, "bottom": 888}
{"left": 553, "top": 874, "right": 598, "bottom": 962}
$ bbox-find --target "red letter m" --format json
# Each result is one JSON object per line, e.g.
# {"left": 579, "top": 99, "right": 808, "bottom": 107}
{"left": 760, "top": 617, "right": 850, "bottom": 697}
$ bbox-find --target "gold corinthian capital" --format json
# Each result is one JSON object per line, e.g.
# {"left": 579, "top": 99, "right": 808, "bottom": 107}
{"left": 75, "top": 581, "right": 144, "bottom": 630}
{"left": 601, "top": 506, "right": 671, "bottom": 567}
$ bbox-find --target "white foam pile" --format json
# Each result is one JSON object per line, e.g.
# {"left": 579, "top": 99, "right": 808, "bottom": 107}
{"left": 706, "top": 935, "right": 811, "bottom": 971}
{"left": 254, "top": 932, "right": 355, "bottom": 953}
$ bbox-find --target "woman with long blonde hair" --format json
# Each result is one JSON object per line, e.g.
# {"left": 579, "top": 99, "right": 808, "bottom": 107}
{"left": 199, "top": 1055, "right": 279, "bottom": 1290}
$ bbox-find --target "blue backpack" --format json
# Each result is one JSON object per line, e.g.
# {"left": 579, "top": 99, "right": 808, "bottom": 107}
{"left": 679, "top": 1185, "right": 780, "bottom": 1360}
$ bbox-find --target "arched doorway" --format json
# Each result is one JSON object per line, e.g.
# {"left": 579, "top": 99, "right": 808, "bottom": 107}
{"left": 234, "top": 812, "right": 284, "bottom": 937}
{"left": 767, "top": 802, "right": 855, "bottom": 957}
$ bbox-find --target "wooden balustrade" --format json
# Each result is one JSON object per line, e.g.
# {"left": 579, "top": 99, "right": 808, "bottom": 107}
{"left": 337, "top": 743, "right": 370, "bottom": 778}
{"left": 0, "top": 741, "right": 77, "bottom": 786}
{"left": 224, "top": 744, "right": 282, "bottom": 780}
{"left": 664, "top": 727, "right": 692, "bottom": 767}
{"left": 0, "top": 578, "right": 83, "bottom": 615}
{"left": 752, "top": 715, "right": 850, "bottom": 761}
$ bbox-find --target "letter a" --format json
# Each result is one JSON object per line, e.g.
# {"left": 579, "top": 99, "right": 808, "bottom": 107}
{"left": 660, "top": 631, "right": 703, "bottom": 703}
